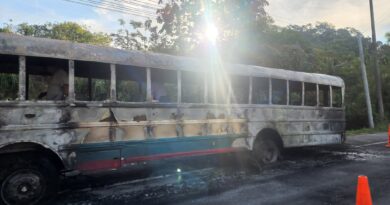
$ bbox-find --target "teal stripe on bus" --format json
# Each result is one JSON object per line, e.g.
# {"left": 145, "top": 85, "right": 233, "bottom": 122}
{"left": 72, "top": 134, "right": 243, "bottom": 171}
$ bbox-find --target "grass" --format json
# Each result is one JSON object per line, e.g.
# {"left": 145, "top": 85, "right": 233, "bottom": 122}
{"left": 346, "top": 122, "right": 389, "bottom": 136}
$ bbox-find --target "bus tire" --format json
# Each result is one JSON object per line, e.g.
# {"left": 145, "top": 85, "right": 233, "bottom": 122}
{"left": 0, "top": 154, "right": 59, "bottom": 205}
{"left": 252, "top": 137, "right": 280, "bottom": 164}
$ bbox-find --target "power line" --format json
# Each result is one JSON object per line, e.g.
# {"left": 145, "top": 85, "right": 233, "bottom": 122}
{"left": 79, "top": 0, "right": 157, "bottom": 15}
{"left": 62, "top": 0, "right": 157, "bottom": 18}
{"left": 116, "top": 0, "right": 160, "bottom": 9}
{"left": 106, "top": 0, "right": 160, "bottom": 11}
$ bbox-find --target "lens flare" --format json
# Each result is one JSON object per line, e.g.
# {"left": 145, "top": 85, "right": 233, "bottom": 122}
{"left": 205, "top": 24, "right": 218, "bottom": 44}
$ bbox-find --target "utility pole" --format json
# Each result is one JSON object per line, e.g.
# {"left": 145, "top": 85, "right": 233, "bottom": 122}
{"left": 369, "top": 0, "right": 385, "bottom": 120}
{"left": 358, "top": 35, "right": 375, "bottom": 128}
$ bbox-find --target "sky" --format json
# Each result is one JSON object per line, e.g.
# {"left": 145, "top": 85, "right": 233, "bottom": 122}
{"left": 0, "top": 0, "right": 389, "bottom": 42}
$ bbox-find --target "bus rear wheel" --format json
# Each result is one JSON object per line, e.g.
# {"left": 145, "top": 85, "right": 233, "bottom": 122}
{"left": 253, "top": 138, "right": 280, "bottom": 164}
{"left": 0, "top": 155, "right": 59, "bottom": 205}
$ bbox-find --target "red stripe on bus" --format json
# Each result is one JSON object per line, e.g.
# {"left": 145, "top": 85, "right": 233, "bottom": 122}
{"left": 124, "top": 147, "right": 238, "bottom": 163}
{"left": 77, "top": 159, "right": 121, "bottom": 171}
{"left": 77, "top": 147, "right": 238, "bottom": 171}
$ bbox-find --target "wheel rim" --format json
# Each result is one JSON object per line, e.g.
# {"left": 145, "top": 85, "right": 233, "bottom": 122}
{"left": 262, "top": 143, "right": 278, "bottom": 163}
{"left": 256, "top": 140, "right": 279, "bottom": 164}
{"left": 1, "top": 169, "right": 46, "bottom": 205}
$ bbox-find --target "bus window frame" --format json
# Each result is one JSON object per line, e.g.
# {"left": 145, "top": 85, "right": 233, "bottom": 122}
{"left": 72, "top": 60, "right": 112, "bottom": 103}
{"left": 5, "top": 55, "right": 345, "bottom": 110}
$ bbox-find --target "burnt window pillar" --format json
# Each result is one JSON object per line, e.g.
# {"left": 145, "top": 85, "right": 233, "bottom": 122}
{"left": 316, "top": 84, "right": 319, "bottom": 106}
{"left": 68, "top": 60, "right": 75, "bottom": 102}
{"left": 146, "top": 67, "right": 152, "bottom": 102}
{"left": 268, "top": 78, "right": 272, "bottom": 105}
{"left": 342, "top": 86, "right": 345, "bottom": 106}
{"left": 110, "top": 64, "right": 116, "bottom": 101}
{"left": 286, "top": 80, "right": 290, "bottom": 105}
{"left": 329, "top": 85, "right": 333, "bottom": 107}
{"left": 248, "top": 76, "right": 253, "bottom": 105}
{"left": 301, "top": 82, "right": 305, "bottom": 106}
{"left": 18, "top": 56, "right": 26, "bottom": 101}
{"left": 227, "top": 78, "right": 232, "bottom": 105}
{"left": 204, "top": 72, "right": 208, "bottom": 104}
{"left": 177, "top": 70, "right": 182, "bottom": 104}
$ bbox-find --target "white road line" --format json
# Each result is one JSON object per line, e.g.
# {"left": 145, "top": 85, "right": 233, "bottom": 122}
{"left": 353, "top": 141, "right": 388, "bottom": 148}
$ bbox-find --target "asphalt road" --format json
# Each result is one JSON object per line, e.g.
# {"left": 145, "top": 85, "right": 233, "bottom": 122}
{"left": 54, "top": 133, "right": 390, "bottom": 205}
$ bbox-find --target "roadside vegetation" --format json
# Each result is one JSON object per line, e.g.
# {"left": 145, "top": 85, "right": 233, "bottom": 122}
{"left": 347, "top": 122, "right": 389, "bottom": 136}
{"left": 1, "top": 0, "right": 390, "bottom": 131}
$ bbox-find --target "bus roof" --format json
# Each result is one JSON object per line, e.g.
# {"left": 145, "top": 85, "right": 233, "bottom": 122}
{"left": 0, "top": 33, "right": 344, "bottom": 87}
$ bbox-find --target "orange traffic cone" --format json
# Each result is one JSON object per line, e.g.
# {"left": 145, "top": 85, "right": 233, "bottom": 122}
{"left": 356, "top": 175, "right": 372, "bottom": 205}
{"left": 386, "top": 124, "right": 390, "bottom": 147}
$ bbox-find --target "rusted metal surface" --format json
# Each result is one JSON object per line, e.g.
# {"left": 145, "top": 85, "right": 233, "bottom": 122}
{"left": 0, "top": 34, "right": 346, "bottom": 172}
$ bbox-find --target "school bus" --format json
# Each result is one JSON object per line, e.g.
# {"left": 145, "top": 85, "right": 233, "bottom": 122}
{"left": 0, "top": 33, "right": 345, "bottom": 204}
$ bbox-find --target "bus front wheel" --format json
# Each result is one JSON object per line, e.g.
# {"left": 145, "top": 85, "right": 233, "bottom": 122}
{"left": 253, "top": 138, "right": 281, "bottom": 164}
{"left": 0, "top": 154, "right": 59, "bottom": 205}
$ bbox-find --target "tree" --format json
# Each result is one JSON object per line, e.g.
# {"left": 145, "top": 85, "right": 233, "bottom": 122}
{"left": 386, "top": 32, "right": 390, "bottom": 43}
{"left": 111, "top": 19, "right": 158, "bottom": 51}
{"left": 1, "top": 22, "right": 111, "bottom": 46}
{"left": 152, "top": 0, "right": 272, "bottom": 57}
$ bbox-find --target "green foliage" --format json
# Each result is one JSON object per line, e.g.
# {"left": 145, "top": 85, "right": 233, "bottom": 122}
{"left": 111, "top": 19, "right": 157, "bottom": 51}
{"left": 346, "top": 121, "right": 388, "bottom": 136}
{"left": 117, "top": 80, "right": 146, "bottom": 102}
{"left": 1, "top": 21, "right": 111, "bottom": 46}
{"left": 0, "top": 73, "right": 18, "bottom": 100}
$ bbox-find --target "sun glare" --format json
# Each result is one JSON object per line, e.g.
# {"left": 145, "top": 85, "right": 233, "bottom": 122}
{"left": 205, "top": 24, "right": 218, "bottom": 44}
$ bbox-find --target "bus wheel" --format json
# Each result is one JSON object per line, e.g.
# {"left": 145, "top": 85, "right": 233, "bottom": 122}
{"left": 0, "top": 155, "right": 59, "bottom": 205}
{"left": 253, "top": 138, "right": 280, "bottom": 164}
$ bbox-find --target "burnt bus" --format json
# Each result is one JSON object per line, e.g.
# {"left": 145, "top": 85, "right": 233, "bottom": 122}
{"left": 0, "top": 33, "right": 345, "bottom": 204}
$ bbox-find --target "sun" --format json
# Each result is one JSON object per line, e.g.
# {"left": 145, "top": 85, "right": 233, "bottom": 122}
{"left": 205, "top": 23, "right": 218, "bottom": 44}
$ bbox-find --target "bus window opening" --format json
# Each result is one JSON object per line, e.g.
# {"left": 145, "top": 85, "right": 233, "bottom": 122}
{"left": 252, "top": 77, "right": 269, "bottom": 104}
{"left": 231, "top": 75, "right": 250, "bottom": 104}
{"left": 0, "top": 54, "right": 19, "bottom": 101}
{"left": 332, "top": 86, "right": 342, "bottom": 107}
{"left": 304, "top": 82, "right": 317, "bottom": 106}
{"left": 319, "top": 84, "right": 330, "bottom": 107}
{"left": 26, "top": 56, "right": 68, "bottom": 101}
{"left": 289, "top": 81, "right": 302, "bottom": 106}
{"left": 116, "top": 65, "right": 146, "bottom": 102}
{"left": 74, "top": 61, "right": 110, "bottom": 101}
{"left": 181, "top": 71, "right": 203, "bottom": 103}
{"left": 272, "top": 79, "right": 287, "bottom": 105}
{"left": 151, "top": 68, "right": 177, "bottom": 103}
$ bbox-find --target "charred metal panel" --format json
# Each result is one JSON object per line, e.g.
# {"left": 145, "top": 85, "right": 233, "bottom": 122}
{"left": 282, "top": 134, "right": 341, "bottom": 147}
{"left": 0, "top": 106, "right": 67, "bottom": 125}
{"left": 111, "top": 108, "right": 149, "bottom": 122}
{"left": 246, "top": 106, "right": 345, "bottom": 148}
{"left": 70, "top": 107, "right": 111, "bottom": 123}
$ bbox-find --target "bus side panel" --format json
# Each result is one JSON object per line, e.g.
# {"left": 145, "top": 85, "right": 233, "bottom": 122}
{"left": 247, "top": 107, "right": 345, "bottom": 148}
{"left": 120, "top": 135, "right": 240, "bottom": 168}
